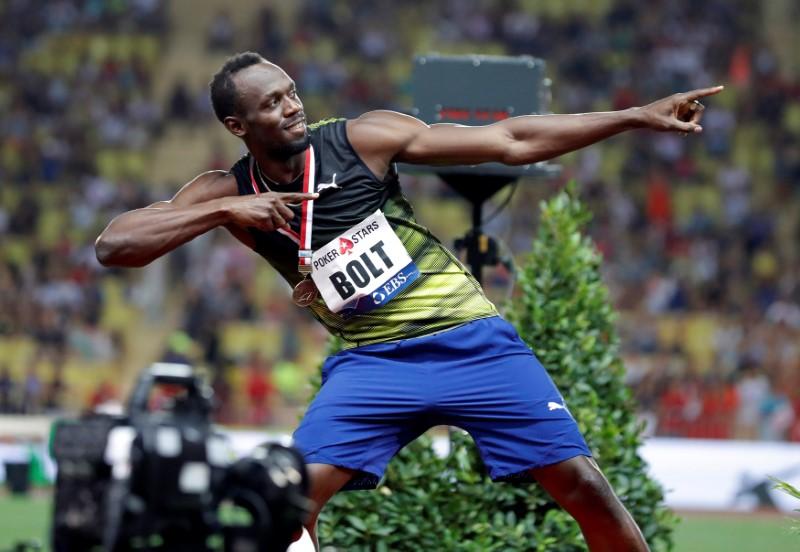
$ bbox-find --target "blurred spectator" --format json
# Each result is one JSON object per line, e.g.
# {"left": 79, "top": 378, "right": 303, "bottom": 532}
{"left": 168, "top": 79, "right": 196, "bottom": 123}
{"left": 272, "top": 360, "right": 304, "bottom": 409}
{"left": 21, "top": 365, "right": 43, "bottom": 415}
{"left": 735, "top": 364, "right": 770, "bottom": 440}
{"left": 759, "top": 381, "right": 795, "bottom": 441}
{"left": 207, "top": 9, "right": 235, "bottom": 52}
{"left": 255, "top": 6, "right": 286, "bottom": 58}
{"left": 210, "top": 367, "right": 234, "bottom": 424}
{"left": 244, "top": 351, "right": 276, "bottom": 425}
{"left": 44, "top": 365, "right": 66, "bottom": 412}
{"left": 88, "top": 379, "right": 118, "bottom": 412}
{"left": 0, "top": 365, "right": 14, "bottom": 413}
{"left": 658, "top": 376, "right": 701, "bottom": 437}
{"left": 160, "top": 331, "right": 198, "bottom": 365}
{"left": 699, "top": 375, "right": 738, "bottom": 439}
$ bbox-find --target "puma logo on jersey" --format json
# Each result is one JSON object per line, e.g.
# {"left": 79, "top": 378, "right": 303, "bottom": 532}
{"left": 547, "top": 401, "right": 566, "bottom": 412}
{"left": 318, "top": 173, "right": 340, "bottom": 191}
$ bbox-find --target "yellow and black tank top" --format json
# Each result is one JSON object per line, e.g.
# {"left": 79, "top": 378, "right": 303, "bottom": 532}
{"left": 228, "top": 119, "right": 497, "bottom": 347}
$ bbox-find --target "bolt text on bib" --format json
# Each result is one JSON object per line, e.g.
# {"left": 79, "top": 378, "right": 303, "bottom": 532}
{"left": 329, "top": 241, "right": 394, "bottom": 299}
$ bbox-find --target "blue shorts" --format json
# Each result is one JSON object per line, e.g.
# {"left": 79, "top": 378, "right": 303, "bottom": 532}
{"left": 292, "top": 316, "right": 590, "bottom": 490}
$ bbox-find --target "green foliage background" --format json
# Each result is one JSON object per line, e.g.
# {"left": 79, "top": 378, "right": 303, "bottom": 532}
{"left": 311, "top": 185, "right": 677, "bottom": 550}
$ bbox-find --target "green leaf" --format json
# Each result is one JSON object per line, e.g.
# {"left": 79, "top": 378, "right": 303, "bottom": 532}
{"left": 345, "top": 515, "right": 367, "bottom": 532}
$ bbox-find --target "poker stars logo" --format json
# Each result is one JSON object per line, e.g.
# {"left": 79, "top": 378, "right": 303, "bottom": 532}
{"left": 339, "top": 237, "right": 354, "bottom": 255}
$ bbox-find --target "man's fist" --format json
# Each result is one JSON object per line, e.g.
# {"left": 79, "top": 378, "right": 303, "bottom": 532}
{"left": 226, "top": 191, "right": 318, "bottom": 231}
{"left": 639, "top": 85, "right": 724, "bottom": 134}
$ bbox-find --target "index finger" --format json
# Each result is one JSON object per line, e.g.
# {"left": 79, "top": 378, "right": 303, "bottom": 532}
{"left": 685, "top": 85, "right": 725, "bottom": 100}
{"left": 275, "top": 192, "right": 319, "bottom": 203}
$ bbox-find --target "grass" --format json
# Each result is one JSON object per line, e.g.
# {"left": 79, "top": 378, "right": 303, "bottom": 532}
{"left": 673, "top": 513, "right": 798, "bottom": 552}
{"left": 0, "top": 493, "right": 797, "bottom": 551}
{"left": 0, "top": 493, "right": 50, "bottom": 550}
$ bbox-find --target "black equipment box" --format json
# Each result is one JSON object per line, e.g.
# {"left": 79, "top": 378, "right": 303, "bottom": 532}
{"left": 404, "top": 53, "right": 559, "bottom": 178}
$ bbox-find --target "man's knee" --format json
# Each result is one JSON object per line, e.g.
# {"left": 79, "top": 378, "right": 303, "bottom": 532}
{"left": 304, "top": 463, "right": 356, "bottom": 523}
{"left": 532, "top": 457, "right": 648, "bottom": 549}
{"left": 566, "top": 466, "right": 617, "bottom": 509}
{"left": 532, "top": 456, "right": 621, "bottom": 516}
{"left": 306, "top": 463, "right": 355, "bottom": 504}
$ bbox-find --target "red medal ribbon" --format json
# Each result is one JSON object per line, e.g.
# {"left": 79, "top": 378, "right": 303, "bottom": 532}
{"left": 248, "top": 147, "right": 316, "bottom": 271}
{"left": 298, "top": 145, "right": 315, "bottom": 274}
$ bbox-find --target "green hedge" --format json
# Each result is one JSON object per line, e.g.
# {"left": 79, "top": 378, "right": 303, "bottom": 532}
{"left": 313, "top": 185, "right": 676, "bottom": 550}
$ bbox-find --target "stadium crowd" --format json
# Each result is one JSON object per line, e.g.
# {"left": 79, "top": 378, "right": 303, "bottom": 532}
{"left": 1, "top": 1, "right": 798, "bottom": 441}
{"left": 0, "top": 0, "right": 167, "bottom": 413}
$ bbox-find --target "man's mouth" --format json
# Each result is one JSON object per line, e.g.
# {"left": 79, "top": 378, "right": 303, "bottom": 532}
{"left": 284, "top": 117, "right": 306, "bottom": 132}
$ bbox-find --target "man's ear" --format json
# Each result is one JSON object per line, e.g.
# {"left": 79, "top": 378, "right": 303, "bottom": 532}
{"left": 224, "top": 115, "right": 246, "bottom": 138}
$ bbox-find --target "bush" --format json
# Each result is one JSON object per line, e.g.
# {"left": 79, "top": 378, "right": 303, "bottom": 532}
{"left": 314, "top": 184, "right": 676, "bottom": 550}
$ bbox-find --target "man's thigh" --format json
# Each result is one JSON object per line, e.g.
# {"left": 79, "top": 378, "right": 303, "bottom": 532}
{"left": 432, "top": 318, "right": 591, "bottom": 481}
{"left": 292, "top": 350, "right": 431, "bottom": 490}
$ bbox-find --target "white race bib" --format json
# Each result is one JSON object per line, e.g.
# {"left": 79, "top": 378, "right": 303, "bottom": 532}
{"left": 310, "top": 210, "right": 419, "bottom": 316}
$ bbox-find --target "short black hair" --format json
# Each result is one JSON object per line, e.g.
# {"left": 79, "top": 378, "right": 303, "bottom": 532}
{"left": 209, "top": 51, "right": 267, "bottom": 122}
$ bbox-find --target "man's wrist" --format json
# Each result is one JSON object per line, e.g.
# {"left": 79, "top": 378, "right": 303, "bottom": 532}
{"left": 215, "top": 196, "right": 238, "bottom": 225}
{"left": 622, "top": 107, "right": 648, "bottom": 129}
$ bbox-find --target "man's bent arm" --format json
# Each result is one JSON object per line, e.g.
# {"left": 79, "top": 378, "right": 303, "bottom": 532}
{"left": 95, "top": 172, "right": 240, "bottom": 268}
{"left": 95, "top": 171, "right": 317, "bottom": 268}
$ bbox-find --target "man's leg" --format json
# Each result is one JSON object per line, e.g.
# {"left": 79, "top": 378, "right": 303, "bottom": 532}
{"left": 530, "top": 455, "right": 649, "bottom": 552}
{"left": 301, "top": 463, "right": 355, "bottom": 551}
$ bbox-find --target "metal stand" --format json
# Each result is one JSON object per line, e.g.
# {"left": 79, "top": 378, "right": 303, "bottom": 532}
{"left": 440, "top": 173, "right": 516, "bottom": 285}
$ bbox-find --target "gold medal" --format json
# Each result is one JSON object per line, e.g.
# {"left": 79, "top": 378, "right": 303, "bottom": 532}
{"left": 292, "top": 278, "right": 318, "bottom": 307}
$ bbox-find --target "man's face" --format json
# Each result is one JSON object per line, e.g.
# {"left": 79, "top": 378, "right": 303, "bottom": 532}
{"left": 228, "top": 62, "right": 309, "bottom": 158}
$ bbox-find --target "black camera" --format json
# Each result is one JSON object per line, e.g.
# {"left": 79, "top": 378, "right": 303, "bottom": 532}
{"left": 50, "top": 363, "right": 310, "bottom": 552}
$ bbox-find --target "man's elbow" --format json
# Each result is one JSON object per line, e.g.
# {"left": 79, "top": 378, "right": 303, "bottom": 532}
{"left": 94, "top": 234, "right": 116, "bottom": 267}
{"left": 502, "top": 142, "right": 554, "bottom": 166}
{"left": 94, "top": 234, "right": 139, "bottom": 268}
{"left": 501, "top": 145, "right": 533, "bottom": 166}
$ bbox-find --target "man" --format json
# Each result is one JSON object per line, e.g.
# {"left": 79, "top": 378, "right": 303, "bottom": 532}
{"left": 96, "top": 51, "right": 721, "bottom": 551}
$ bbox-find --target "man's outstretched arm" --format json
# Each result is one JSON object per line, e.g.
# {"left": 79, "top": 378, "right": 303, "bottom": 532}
{"left": 347, "top": 86, "right": 723, "bottom": 176}
{"left": 95, "top": 171, "right": 317, "bottom": 267}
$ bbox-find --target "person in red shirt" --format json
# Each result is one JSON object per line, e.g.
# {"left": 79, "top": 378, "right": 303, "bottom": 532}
{"left": 244, "top": 351, "right": 276, "bottom": 425}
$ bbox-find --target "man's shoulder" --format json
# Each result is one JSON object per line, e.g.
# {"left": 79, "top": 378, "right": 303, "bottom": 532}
{"left": 229, "top": 152, "right": 251, "bottom": 172}
{"left": 345, "top": 110, "right": 424, "bottom": 149}
{"left": 226, "top": 154, "right": 254, "bottom": 192}
{"left": 168, "top": 170, "right": 238, "bottom": 208}
{"left": 189, "top": 170, "right": 238, "bottom": 196}
{"left": 309, "top": 117, "right": 346, "bottom": 133}
{"left": 308, "top": 117, "right": 348, "bottom": 151}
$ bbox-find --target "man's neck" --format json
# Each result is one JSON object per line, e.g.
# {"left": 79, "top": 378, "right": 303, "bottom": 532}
{"left": 253, "top": 150, "right": 305, "bottom": 185}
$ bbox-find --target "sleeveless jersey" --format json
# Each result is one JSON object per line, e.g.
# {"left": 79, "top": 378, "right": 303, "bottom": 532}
{"left": 229, "top": 119, "right": 498, "bottom": 347}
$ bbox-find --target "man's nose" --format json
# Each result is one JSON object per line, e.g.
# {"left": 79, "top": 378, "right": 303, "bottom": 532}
{"left": 284, "top": 95, "right": 302, "bottom": 116}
